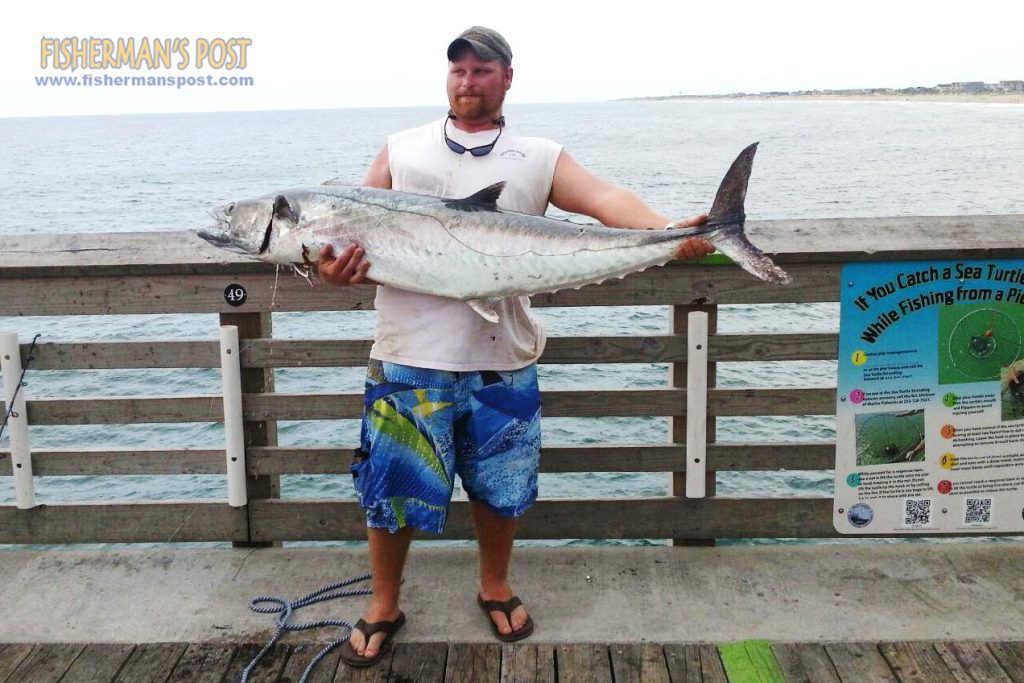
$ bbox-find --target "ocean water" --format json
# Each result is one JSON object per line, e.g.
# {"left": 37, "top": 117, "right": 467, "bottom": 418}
{"left": 1, "top": 100, "right": 1023, "bottom": 549}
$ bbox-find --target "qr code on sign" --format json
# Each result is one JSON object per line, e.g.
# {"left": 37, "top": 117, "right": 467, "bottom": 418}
{"left": 904, "top": 498, "right": 933, "bottom": 527}
{"left": 964, "top": 498, "right": 993, "bottom": 525}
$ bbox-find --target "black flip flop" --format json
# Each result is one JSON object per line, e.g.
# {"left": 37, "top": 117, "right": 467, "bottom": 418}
{"left": 477, "top": 594, "right": 535, "bottom": 643}
{"left": 339, "top": 612, "right": 406, "bottom": 668}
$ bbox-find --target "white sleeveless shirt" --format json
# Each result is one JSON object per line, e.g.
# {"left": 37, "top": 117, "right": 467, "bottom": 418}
{"left": 368, "top": 117, "right": 563, "bottom": 371}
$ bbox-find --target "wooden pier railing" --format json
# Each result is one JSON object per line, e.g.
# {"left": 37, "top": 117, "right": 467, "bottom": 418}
{"left": 1, "top": 215, "right": 1022, "bottom": 545}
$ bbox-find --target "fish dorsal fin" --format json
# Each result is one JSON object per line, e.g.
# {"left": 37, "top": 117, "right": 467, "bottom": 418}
{"left": 707, "top": 142, "right": 757, "bottom": 225}
{"left": 321, "top": 177, "right": 347, "bottom": 186}
{"left": 446, "top": 182, "right": 506, "bottom": 212}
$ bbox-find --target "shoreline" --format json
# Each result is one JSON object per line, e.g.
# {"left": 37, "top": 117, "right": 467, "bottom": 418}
{"left": 625, "top": 93, "right": 1024, "bottom": 104}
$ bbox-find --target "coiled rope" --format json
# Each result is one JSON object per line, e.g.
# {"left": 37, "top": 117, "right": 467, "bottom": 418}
{"left": 240, "top": 573, "right": 373, "bottom": 683}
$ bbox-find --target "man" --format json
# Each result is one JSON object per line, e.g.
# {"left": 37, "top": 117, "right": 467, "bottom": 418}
{"left": 322, "top": 26, "right": 714, "bottom": 665}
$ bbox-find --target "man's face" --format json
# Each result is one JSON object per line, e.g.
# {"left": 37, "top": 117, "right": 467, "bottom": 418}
{"left": 446, "top": 49, "right": 512, "bottom": 122}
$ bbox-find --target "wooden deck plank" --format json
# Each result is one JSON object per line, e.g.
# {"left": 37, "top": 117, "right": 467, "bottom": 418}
{"left": 2, "top": 441, "right": 838, "bottom": 477}
{"left": 223, "top": 643, "right": 290, "bottom": 683}
{"left": 2, "top": 640, "right": 1020, "bottom": 683}
{"left": 823, "top": 643, "right": 897, "bottom": 682}
{"left": 276, "top": 643, "right": 343, "bottom": 683}
{"left": 16, "top": 332, "right": 838, "bottom": 370}
{"left": 113, "top": 643, "right": 188, "bottom": 683}
{"left": 248, "top": 497, "right": 839, "bottom": 543}
{"left": 699, "top": 644, "right": 730, "bottom": 683}
{"left": 2, "top": 386, "right": 836, "bottom": 425}
{"left": 880, "top": 641, "right": 961, "bottom": 683}
{"left": 719, "top": 640, "right": 785, "bottom": 682}
{"left": 7, "top": 219, "right": 1024, "bottom": 276}
{"left": 663, "top": 644, "right": 728, "bottom": 683}
{"left": 663, "top": 644, "right": 702, "bottom": 683}
{"left": 609, "top": 643, "right": 670, "bottom": 683}
{"left": 934, "top": 642, "right": 1004, "bottom": 682}
{"left": 772, "top": 643, "right": 841, "bottom": 682}
{"left": 0, "top": 644, "right": 35, "bottom": 682}
{"left": 333, "top": 646, "right": 395, "bottom": 682}
{"left": 556, "top": 644, "right": 612, "bottom": 683}
{"left": 60, "top": 643, "right": 136, "bottom": 683}
{"left": 499, "top": 643, "right": 555, "bottom": 683}
{"left": 165, "top": 642, "right": 236, "bottom": 683}
{"left": 443, "top": 643, "right": 501, "bottom": 683}
{"left": 388, "top": 642, "right": 447, "bottom": 683}
{"left": 989, "top": 642, "right": 1024, "bottom": 683}
{"left": 0, "top": 501, "right": 249, "bottom": 545}
{"left": 0, "top": 263, "right": 837, "bottom": 316}
{"left": 3, "top": 643, "right": 84, "bottom": 683}
{"left": 954, "top": 642, "right": 1016, "bottom": 682}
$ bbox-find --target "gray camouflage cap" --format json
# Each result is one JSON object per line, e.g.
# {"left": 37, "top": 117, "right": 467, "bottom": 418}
{"left": 447, "top": 26, "right": 512, "bottom": 66}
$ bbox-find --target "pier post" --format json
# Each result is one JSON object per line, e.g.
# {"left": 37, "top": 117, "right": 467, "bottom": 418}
{"left": 220, "top": 326, "right": 248, "bottom": 508}
{"left": 220, "top": 312, "right": 280, "bottom": 548}
{"left": 670, "top": 305, "right": 716, "bottom": 546}
{"left": 685, "top": 312, "right": 709, "bottom": 498}
{"left": 0, "top": 332, "right": 36, "bottom": 509}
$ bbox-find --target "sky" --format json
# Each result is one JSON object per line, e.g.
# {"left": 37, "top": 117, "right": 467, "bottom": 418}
{"left": 4, "top": 0, "right": 1023, "bottom": 118}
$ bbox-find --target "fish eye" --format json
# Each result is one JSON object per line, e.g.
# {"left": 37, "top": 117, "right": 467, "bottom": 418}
{"left": 225, "top": 202, "right": 236, "bottom": 216}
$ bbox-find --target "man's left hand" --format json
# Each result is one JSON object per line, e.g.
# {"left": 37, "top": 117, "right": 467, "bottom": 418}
{"left": 668, "top": 213, "right": 715, "bottom": 261}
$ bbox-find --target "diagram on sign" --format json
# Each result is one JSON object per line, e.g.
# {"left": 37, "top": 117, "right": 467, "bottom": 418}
{"left": 855, "top": 410, "right": 925, "bottom": 465}
{"left": 940, "top": 304, "right": 1023, "bottom": 384}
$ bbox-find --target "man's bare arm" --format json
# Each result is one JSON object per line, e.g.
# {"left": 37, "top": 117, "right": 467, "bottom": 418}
{"left": 549, "top": 150, "right": 714, "bottom": 261}
{"left": 318, "top": 146, "right": 392, "bottom": 286}
{"left": 363, "top": 146, "right": 393, "bottom": 190}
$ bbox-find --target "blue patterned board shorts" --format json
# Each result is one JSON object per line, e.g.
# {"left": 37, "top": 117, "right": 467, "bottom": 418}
{"left": 352, "top": 359, "right": 542, "bottom": 534}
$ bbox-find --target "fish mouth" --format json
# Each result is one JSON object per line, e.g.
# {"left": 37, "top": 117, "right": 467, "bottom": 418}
{"left": 198, "top": 217, "right": 254, "bottom": 256}
{"left": 198, "top": 206, "right": 274, "bottom": 256}
{"left": 198, "top": 222, "right": 233, "bottom": 246}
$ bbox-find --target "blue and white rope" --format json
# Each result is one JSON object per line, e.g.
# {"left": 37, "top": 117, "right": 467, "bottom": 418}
{"left": 240, "top": 573, "right": 373, "bottom": 683}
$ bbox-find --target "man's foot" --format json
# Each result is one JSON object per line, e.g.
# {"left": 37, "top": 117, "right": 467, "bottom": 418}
{"left": 478, "top": 586, "right": 533, "bottom": 641}
{"left": 346, "top": 598, "right": 403, "bottom": 660}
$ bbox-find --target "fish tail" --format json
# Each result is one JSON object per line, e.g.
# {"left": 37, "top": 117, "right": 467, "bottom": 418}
{"left": 701, "top": 143, "right": 792, "bottom": 285}
{"left": 708, "top": 226, "right": 792, "bottom": 285}
{"left": 707, "top": 142, "right": 757, "bottom": 225}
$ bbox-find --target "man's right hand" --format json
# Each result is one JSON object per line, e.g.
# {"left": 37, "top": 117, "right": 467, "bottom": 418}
{"left": 318, "top": 244, "right": 372, "bottom": 286}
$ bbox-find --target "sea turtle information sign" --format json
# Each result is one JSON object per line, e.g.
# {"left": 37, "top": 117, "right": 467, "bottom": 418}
{"left": 835, "top": 258, "right": 1024, "bottom": 534}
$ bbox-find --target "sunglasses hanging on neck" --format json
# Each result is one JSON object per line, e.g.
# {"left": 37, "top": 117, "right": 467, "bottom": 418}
{"left": 444, "top": 111, "right": 505, "bottom": 156}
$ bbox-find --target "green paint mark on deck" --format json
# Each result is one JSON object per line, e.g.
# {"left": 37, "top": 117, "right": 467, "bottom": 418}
{"left": 696, "top": 250, "right": 735, "bottom": 266}
{"left": 718, "top": 640, "right": 785, "bottom": 683}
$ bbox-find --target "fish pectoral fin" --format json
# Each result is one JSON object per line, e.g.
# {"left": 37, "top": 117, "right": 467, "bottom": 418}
{"left": 466, "top": 298, "right": 502, "bottom": 323}
{"left": 273, "top": 195, "right": 299, "bottom": 224}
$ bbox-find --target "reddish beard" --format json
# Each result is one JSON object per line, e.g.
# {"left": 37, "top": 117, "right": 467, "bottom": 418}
{"left": 450, "top": 93, "right": 498, "bottom": 121}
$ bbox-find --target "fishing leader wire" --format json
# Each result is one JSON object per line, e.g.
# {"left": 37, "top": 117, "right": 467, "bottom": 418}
{"left": 0, "top": 334, "right": 41, "bottom": 447}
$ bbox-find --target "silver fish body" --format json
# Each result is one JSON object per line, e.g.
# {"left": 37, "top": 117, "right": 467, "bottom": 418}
{"left": 199, "top": 143, "right": 790, "bottom": 321}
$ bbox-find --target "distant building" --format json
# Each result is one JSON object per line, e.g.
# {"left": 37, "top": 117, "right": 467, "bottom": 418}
{"left": 952, "top": 81, "right": 987, "bottom": 92}
{"left": 999, "top": 80, "right": 1024, "bottom": 92}
{"left": 936, "top": 83, "right": 955, "bottom": 93}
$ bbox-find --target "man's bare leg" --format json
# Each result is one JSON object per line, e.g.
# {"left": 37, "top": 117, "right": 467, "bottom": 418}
{"left": 349, "top": 525, "right": 413, "bottom": 658}
{"left": 471, "top": 500, "right": 529, "bottom": 635}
